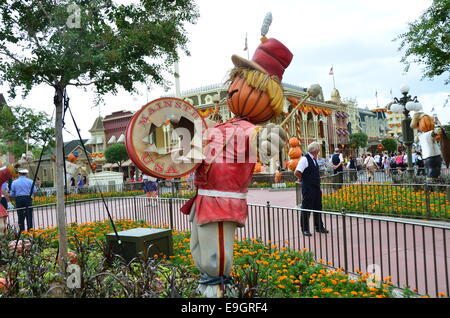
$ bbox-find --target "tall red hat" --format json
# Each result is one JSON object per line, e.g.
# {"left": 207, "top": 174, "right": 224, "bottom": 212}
{"left": 231, "top": 38, "right": 293, "bottom": 81}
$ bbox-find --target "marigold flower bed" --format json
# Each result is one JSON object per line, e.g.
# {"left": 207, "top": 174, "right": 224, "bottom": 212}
{"left": 322, "top": 184, "right": 450, "bottom": 219}
{"left": 6, "top": 219, "right": 402, "bottom": 298}
{"left": 32, "top": 190, "right": 144, "bottom": 206}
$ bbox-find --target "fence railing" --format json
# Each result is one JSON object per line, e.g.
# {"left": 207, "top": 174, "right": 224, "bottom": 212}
{"left": 6, "top": 196, "right": 449, "bottom": 297}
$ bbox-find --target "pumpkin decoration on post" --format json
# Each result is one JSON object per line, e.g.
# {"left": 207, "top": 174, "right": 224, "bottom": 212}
{"left": 377, "top": 144, "right": 384, "bottom": 152}
{"left": 287, "top": 137, "right": 302, "bottom": 171}
{"left": 411, "top": 112, "right": 446, "bottom": 181}
{"left": 274, "top": 170, "right": 282, "bottom": 183}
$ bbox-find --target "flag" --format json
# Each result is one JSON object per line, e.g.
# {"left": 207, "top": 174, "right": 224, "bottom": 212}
{"left": 375, "top": 91, "right": 378, "bottom": 98}
{"left": 329, "top": 66, "right": 334, "bottom": 75}
{"left": 244, "top": 33, "right": 248, "bottom": 51}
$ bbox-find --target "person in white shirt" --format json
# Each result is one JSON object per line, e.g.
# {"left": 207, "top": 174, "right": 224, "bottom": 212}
{"left": 364, "top": 153, "right": 377, "bottom": 182}
{"left": 294, "top": 141, "right": 328, "bottom": 236}
{"left": 143, "top": 174, "right": 158, "bottom": 206}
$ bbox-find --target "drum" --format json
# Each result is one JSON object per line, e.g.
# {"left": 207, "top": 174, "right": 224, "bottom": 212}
{"left": 126, "top": 97, "right": 208, "bottom": 179}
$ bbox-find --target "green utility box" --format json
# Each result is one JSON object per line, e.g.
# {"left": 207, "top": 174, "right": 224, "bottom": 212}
{"left": 106, "top": 228, "right": 173, "bottom": 263}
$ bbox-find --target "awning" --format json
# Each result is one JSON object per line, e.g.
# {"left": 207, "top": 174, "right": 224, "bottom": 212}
{"left": 85, "top": 138, "right": 96, "bottom": 145}
{"left": 108, "top": 135, "right": 117, "bottom": 144}
{"left": 101, "top": 159, "right": 133, "bottom": 169}
{"left": 117, "top": 134, "right": 125, "bottom": 143}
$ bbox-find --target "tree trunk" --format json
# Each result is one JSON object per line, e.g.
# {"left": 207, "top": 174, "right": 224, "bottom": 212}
{"left": 54, "top": 86, "right": 68, "bottom": 269}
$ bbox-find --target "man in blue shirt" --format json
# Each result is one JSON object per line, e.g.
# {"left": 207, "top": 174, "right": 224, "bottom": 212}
{"left": 10, "top": 169, "right": 36, "bottom": 231}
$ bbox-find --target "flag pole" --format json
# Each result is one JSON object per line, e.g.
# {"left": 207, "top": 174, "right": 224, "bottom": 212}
{"left": 245, "top": 32, "right": 249, "bottom": 60}
{"left": 330, "top": 65, "right": 336, "bottom": 89}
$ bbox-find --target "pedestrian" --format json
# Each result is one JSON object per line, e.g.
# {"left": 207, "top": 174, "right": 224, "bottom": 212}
{"left": 143, "top": 174, "right": 158, "bottom": 206}
{"left": 329, "top": 148, "right": 344, "bottom": 183}
{"left": 10, "top": 169, "right": 36, "bottom": 232}
{"left": 347, "top": 155, "right": 357, "bottom": 182}
{"left": 382, "top": 152, "right": 390, "bottom": 176}
{"left": 294, "top": 141, "right": 329, "bottom": 236}
{"left": 1, "top": 177, "right": 14, "bottom": 212}
{"left": 364, "top": 153, "right": 377, "bottom": 182}
{"left": 374, "top": 153, "right": 381, "bottom": 170}
{"left": 396, "top": 153, "right": 404, "bottom": 174}
{"left": 82, "top": 175, "right": 88, "bottom": 187}
{"left": 416, "top": 151, "right": 425, "bottom": 176}
{"left": 0, "top": 164, "right": 21, "bottom": 236}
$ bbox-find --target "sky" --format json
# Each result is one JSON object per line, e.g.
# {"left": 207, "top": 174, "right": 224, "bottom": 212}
{"left": 1, "top": 0, "right": 449, "bottom": 141}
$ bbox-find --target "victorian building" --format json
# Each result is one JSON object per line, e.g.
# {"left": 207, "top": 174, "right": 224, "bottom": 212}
{"left": 85, "top": 116, "right": 106, "bottom": 172}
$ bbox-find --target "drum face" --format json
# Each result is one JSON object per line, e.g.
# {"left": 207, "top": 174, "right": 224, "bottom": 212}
{"left": 126, "top": 97, "right": 207, "bottom": 179}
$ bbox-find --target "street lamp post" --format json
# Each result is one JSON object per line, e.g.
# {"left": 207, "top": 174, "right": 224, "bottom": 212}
{"left": 389, "top": 84, "right": 423, "bottom": 178}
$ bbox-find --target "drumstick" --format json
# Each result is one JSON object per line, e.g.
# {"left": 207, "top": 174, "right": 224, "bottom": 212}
{"left": 280, "top": 84, "right": 321, "bottom": 127}
{"left": 280, "top": 92, "right": 312, "bottom": 127}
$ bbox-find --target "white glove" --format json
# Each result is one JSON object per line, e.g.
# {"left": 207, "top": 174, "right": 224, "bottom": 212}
{"left": 258, "top": 123, "right": 288, "bottom": 164}
{"left": 7, "top": 202, "right": 14, "bottom": 210}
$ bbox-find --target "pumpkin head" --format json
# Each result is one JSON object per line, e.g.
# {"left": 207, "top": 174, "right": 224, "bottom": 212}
{"left": 227, "top": 68, "right": 284, "bottom": 123}
{"left": 418, "top": 115, "right": 434, "bottom": 132}
{"left": 288, "top": 159, "right": 299, "bottom": 171}
{"left": 288, "top": 147, "right": 302, "bottom": 159}
{"left": 68, "top": 152, "right": 78, "bottom": 163}
{"left": 289, "top": 137, "right": 299, "bottom": 148}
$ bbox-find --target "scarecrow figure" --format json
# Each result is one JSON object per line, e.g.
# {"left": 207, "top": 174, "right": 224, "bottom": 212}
{"left": 180, "top": 13, "right": 293, "bottom": 297}
{"left": 410, "top": 112, "right": 445, "bottom": 182}
{"left": 0, "top": 163, "right": 21, "bottom": 236}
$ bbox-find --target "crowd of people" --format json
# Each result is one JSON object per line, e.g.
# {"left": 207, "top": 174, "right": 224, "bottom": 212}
{"left": 295, "top": 148, "right": 432, "bottom": 183}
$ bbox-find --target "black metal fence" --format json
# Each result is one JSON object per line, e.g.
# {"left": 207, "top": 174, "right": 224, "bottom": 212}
{"left": 7, "top": 196, "right": 450, "bottom": 297}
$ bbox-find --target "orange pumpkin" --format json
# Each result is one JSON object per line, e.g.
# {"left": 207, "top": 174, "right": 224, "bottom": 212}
{"left": 68, "top": 153, "right": 78, "bottom": 163}
{"left": 274, "top": 171, "right": 282, "bottom": 183}
{"left": 419, "top": 115, "right": 434, "bottom": 132}
{"left": 227, "top": 75, "right": 274, "bottom": 123}
{"left": 254, "top": 162, "right": 262, "bottom": 173}
{"left": 289, "top": 137, "right": 299, "bottom": 148}
{"left": 288, "top": 147, "right": 302, "bottom": 159}
{"left": 91, "top": 163, "right": 97, "bottom": 171}
{"left": 288, "top": 159, "right": 300, "bottom": 171}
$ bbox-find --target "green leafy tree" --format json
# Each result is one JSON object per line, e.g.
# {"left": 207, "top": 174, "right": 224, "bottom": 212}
{"left": 349, "top": 132, "right": 368, "bottom": 150}
{"left": 0, "top": 0, "right": 198, "bottom": 264}
{"left": 105, "top": 144, "right": 129, "bottom": 170}
{"left": 0, "top": 105, "right": 55, "bottom": 159}
{"left": 382, "top": 138, "right": 398, "bottom": 154}
{"left": 395, "top": 0, "right": 450, "bottom": 84}
{"left": 442, "top": 124, "right": 450, "bottom": 136}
